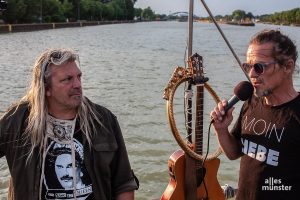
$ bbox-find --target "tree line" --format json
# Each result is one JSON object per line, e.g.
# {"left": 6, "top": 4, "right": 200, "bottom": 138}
{"left": 259, "top": 8, "right": 300, "bottom": 25}
{"left": 212, "top": 8, "right": 300, "bottom": 25}
{"left": 214, "top": 9, "right": 254, "bottom": 22}
{"left": 134, "top": 6, "right": 164, "bottom": 21}
{"left": 0, "top": 0, "right": 159, "bottom": 24}
{"left": 3, "top": 1, "right": 297, "bottom": 26}
{"left": 0, "top": 0, "right": 140, "bottom": 24}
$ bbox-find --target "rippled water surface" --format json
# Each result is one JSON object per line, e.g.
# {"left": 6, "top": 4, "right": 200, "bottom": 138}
{"left": 0, "top": 21, "right": 300, "bottom": 199}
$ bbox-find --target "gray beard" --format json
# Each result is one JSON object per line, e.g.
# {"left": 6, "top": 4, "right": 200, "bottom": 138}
{"left": 254, "top": 88, "right": 272, "bottom": 97}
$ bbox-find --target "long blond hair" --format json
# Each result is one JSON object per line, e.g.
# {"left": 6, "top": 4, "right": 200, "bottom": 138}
{"left": 20, "top": 48, "right": 102, "bottom": 159}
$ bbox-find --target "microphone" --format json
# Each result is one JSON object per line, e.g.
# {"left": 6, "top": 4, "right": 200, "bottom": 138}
{"left": 224, "top": 81, "right": 254, "bottom": 113}
{"left": 211, "top": 81, "right": 253, "bottom": 123}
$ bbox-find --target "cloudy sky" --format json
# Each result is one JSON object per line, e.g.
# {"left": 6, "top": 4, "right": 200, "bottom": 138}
{"left": 134, "top": 0, "right": 300, "bottom": 16}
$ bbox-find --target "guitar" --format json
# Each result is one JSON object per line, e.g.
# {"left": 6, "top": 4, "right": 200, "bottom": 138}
{"left": 161, "top": 54, "right": 224, "bottom": 200}
{"left": 160, "top": 150, "right": 224, "bottom": 200}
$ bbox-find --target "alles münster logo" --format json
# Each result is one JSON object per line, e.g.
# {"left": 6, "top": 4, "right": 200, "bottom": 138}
{"left": 262, "top": 177, "right": 292, "bottom": 191}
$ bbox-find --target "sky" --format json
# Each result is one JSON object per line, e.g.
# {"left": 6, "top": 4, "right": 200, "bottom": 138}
{"left": 134, "top": 0, "right": 300, "bottom": 16}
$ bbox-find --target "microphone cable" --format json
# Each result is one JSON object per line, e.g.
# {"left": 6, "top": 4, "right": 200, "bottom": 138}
{"left": 199, "top": 120, "right": 214, "bottom": 200}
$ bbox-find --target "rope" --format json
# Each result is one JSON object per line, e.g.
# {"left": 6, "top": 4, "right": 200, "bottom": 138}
{"left": 199, "top": 0, "right": 251, "bottom": 82}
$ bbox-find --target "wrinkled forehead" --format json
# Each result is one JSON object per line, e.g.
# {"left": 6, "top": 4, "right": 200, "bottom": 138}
{"left": 247, "top": 43, "right": 275, "bottom": 61}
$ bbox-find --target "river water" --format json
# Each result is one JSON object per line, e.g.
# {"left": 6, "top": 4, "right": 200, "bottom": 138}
{"left": 0, "top": 21, "right": 300, "bottom": 200}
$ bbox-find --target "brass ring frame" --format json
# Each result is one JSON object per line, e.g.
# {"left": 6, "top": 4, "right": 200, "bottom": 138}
{"left": 164, "top": 66, "right": 222, "bottom": 161}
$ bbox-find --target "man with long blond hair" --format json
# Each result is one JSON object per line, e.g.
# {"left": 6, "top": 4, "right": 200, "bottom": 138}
{"left": 0, "top": 48, "right": 138, "bottom": 200}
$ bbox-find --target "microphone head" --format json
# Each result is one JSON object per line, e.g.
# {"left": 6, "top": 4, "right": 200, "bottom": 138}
{"left": 234, "top": 81, "right": 254, "bottom": 101}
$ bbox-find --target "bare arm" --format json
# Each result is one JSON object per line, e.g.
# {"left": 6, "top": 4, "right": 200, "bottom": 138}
{"left": 210, "top": 100, "right": 243, "bottom": 160}
{"left": 116, "top": 191, "right": 135, "bottom": 200}
{"left": 213, "top": 126, "right": 243, "bottom": 160}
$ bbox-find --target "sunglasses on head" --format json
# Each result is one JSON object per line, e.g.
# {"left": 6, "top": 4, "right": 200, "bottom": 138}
{"left": 242, "top": 61, "right": 277, "bottom": 75}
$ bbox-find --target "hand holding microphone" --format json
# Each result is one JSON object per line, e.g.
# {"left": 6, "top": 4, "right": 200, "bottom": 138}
{"left": 211, "top": 81, "right": 253, "bottom": 124}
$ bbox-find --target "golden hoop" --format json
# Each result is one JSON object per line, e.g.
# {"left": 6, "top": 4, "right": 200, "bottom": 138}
{"left": 164, "top": 66, "right": 222, "bottom": 161}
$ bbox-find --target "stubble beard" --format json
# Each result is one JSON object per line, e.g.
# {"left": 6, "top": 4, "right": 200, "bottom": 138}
{"left": 72, "top": 98, "right": 82, "bottom": 109}
{"left": 254, "top": 87, "right": 272, "bottom": 97}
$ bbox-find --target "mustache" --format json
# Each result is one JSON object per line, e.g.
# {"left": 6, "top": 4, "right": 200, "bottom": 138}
{"left": 60, "top": 175, "right": 73, "bottom": 181}
{"left": 69, "top": 88, "right": 82, "bottom": 95}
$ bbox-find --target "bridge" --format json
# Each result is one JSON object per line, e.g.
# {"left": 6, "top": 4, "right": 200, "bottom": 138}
{"left": 170, "top": 12, "right": 189, "bottom": 17}
{"left": 169, "top": 12, "right": 200, "bottom": 19}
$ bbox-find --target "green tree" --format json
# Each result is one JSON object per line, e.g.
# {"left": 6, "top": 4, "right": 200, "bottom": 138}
{"left": 2, "top": 0, "right": 27, "bottom": 23}
{"left": 94, "top": 1, "right": 104, "bottom": 20}
{"left": 155, "top": 14, "right": 166, "bottom": 20}
{"left": 215, "top": 15, "right": 223, "bottom": 21}
{"left": 113, "top": 0, "right": 125, "bottom": 20}
{"left": 289, "top": 8, "right": 300, "bottom": 24}
{"left": 2, "top": 0, "right": 137, "bottom": 23}
{"left": 43, "top": 0, "right": 65, "bottom": 22}
{"left": 223, "top": 14, "right": 232, "bottom": 21}
{"left": 103, "top": 3, "right": 115, "bottom": 20}
{"left": 69, "top": 0, "right": 81, "bottom": 21}
{"left": 134, "top": 7, "right": 142, "bottom": 20}
{"left": 296, "top": 9, "right": 300, "bottom": 24}
{"left": 81, "top": 0, "right": 96, "bottom": 20}
{"left": 124, "top": 0, "right": 134, "bottom": 20}
{"left": 258, "top": 8, "right": 300, "bottom": 25}
{"left": 232, "top": 9, "right": 246, "bottom": 21}
{"left": 62, "top": 0, "right": 73, "bottom": 21}
{"left": 245, "top": 12, "right": 254, "bottom": 21}
{"left": 142, "top": 6, "right": 154, "bottom": 20}
{"left": 22, "top": 0, "right": 41, "bottom": 23}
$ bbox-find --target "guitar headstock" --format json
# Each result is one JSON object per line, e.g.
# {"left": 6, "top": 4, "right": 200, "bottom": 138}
{"left": 188, "top": 53, "right": 209, "bottom": 85}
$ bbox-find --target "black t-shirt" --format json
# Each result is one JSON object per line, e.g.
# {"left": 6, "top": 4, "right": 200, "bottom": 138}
{"left": 231, "top": 95, "right": 300, "bottom": 200}
{"left": 41, "top": 115, "right": 95, "bottom": 200}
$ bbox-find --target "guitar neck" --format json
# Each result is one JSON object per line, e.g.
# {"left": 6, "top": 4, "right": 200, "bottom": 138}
{"left": 195, "top": 85, "right": 204, "bottom": 168}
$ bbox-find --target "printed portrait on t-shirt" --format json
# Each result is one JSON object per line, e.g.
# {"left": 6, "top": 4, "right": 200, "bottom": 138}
{"left": 42, "top": 115, "right": 94, "bottom": 200}
{"left": 43, "top": 141, "right": 93, "bottom": 199}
